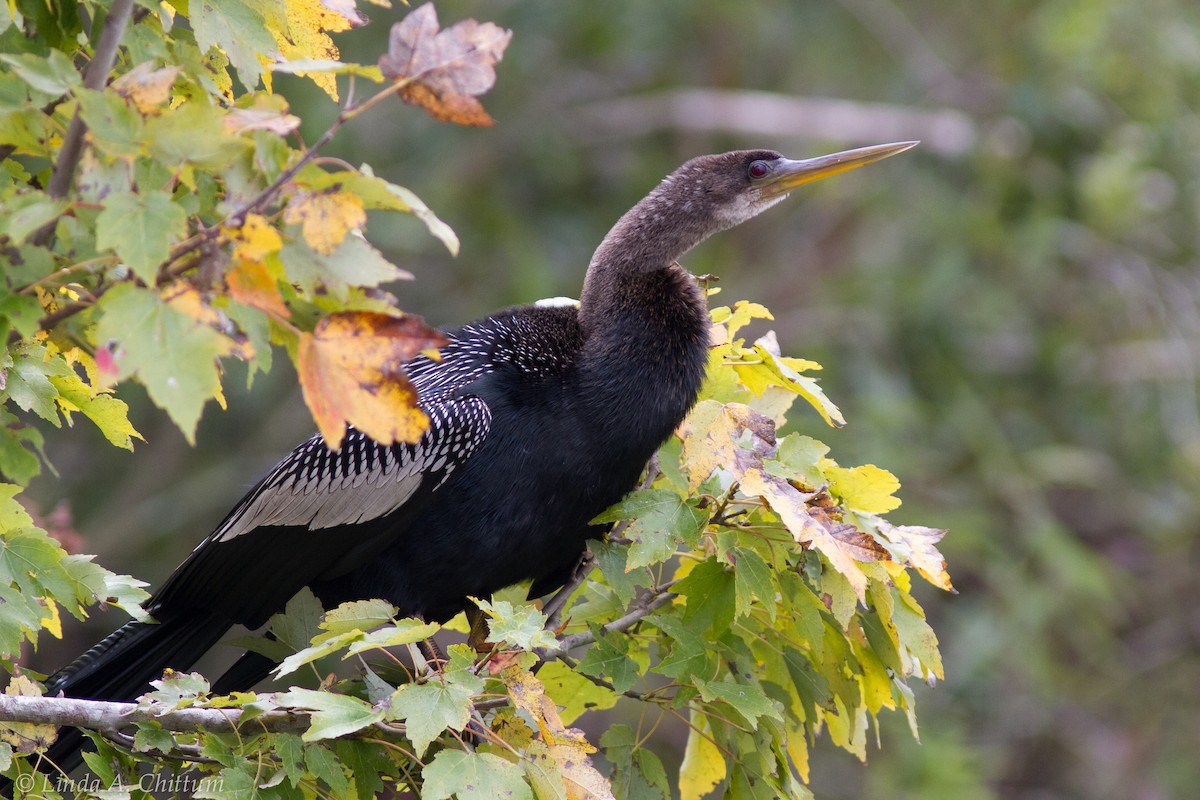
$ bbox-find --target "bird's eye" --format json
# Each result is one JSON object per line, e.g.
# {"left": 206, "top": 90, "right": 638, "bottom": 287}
{"left": 748, "top": 160, "right": 771, "bottom": 179}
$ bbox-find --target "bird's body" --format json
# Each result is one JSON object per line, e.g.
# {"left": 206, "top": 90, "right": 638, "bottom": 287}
{"left": 27, "top": 142, "right": 915, "bottom": 779}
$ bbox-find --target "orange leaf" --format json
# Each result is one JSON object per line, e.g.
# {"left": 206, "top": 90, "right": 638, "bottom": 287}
{"left": 227, "top": 258, "right": 289, "bottom": 319}
{"left": 378, "top": 4, "right": 512, "bottom": 127}
{"left": 296, "top": 312, "right": 448, "bottom": 449}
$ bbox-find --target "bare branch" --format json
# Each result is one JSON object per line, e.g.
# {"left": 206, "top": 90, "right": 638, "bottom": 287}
{"left": 43, "top": 0, "right": 137, "bottom": 202}
{"left": 0, "top": 695, "right": 311, "bottom": 735}
{"left": 538, "top": 583, "right": 678, "bottom": 661}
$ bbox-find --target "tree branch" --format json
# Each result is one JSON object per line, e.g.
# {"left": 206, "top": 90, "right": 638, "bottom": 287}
{"left": 0, "top": 695, "right": 311, "bottom": 735}
{"left": 43, "top": 0, "right": 137, "bottom": 202}
{"left": 538, "top": 582, "right": 678, "bottom": 661}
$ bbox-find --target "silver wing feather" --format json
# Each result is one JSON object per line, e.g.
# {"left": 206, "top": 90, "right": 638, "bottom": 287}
{"left": 208, "top": 331, "right": 494, "bottom": 544}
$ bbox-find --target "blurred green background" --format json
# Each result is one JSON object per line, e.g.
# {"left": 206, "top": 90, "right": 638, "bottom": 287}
{"left": 26, "top": 1, "right": 1200, "bottom": 797}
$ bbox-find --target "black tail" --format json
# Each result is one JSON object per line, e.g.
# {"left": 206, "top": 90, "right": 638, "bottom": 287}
{"left": 9, "top": 609, "right": 233, "bottom": 791}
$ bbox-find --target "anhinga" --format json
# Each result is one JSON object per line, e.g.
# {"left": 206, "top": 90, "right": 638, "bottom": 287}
{"left": 23, "top": 141, "right": 915, "bottom": 778}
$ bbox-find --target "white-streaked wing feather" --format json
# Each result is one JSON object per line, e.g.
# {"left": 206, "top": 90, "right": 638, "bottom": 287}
{"left": 210, "top": 393, "right": 490, "bottom": 543}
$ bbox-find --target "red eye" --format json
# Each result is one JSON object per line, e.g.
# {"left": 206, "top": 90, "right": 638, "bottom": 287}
{"left": 748, "top": 160, "right": 771, "bottom": 179}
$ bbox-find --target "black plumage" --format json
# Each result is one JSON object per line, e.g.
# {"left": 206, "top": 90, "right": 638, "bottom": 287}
{"left": 29, "top": 142, "right": 915, "bottom": 778}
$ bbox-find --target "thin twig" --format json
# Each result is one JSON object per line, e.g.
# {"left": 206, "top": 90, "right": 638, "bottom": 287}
{"left": 538, "top": 584, "right": 678, "bottom": 661}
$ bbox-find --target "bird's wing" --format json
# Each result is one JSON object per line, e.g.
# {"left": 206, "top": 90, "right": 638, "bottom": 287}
{"left": 209, "top": 396, "right": 491, "bottom": 542}
{"left": 148, "top": 336, "right": 495, "bottom": 622}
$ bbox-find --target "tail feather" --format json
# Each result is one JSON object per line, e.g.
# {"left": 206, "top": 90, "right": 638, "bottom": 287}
{"left": 31, "top": 610, "right": 233, "bottom": 783}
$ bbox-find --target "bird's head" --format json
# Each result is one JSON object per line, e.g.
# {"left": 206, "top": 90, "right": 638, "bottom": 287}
{"left": 661, "top": 141, "right": 920, "bottom": 234}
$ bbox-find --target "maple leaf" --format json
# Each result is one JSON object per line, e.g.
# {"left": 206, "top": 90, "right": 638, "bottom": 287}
{"left": 681, "top": 401, "right": 888, "bottom": 601}
{"left": 227, "top": 258, "right": 289, "bottom": 318}
{"left": 875, "top": 520, "right": 955, "bottom": 592}
{"left": 0, "top": 674, "right": 57, "bottom": 753}
{"left": 296, "top": 311, "right": 447, "bottom": 449}
{"left": 502, "top": 667, "right": 614, "bottom": 800}
{"left": 267, "top": 0, "right": 366, "bottom": 100}
{"left": 226, "top": 213, "right": 283, "bottom": 262}
{"left": 284, "top": 189, "right": 367, "bottom": 255}
{"left": 378, "top": 4, "right": 512, "bottom": 127}
{"left": 110, "top": 61, "right": 180, "bottom": 115}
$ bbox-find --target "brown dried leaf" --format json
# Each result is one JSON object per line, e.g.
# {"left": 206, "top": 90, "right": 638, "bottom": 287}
{"left": 378, "top": 3, "right": 512, "bottom": 127}
{"left": 876, "top": 520, "right": 956, "bottom": 592}
{"left": 296, "top": 312, "right": 447, "bottom": 449}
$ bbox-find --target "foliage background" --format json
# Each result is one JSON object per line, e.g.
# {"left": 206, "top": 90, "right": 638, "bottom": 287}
{"left": 19, "top": 0, "right": 1200, "bottom": 798}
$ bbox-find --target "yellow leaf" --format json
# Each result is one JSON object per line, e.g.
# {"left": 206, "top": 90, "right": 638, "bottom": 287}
{"left": 824, "top": 463, "right": 902, "bottom": 513}
{"left": 111, "top": 62, "right": 180, "bottom": 115}
{"left": 267, "top": 0, "right": 362, "bottom": 100}
{"left": 724, "top": 300, "right": 772, "bottom": 341}
{"left": 296, "top": 312, "right": 447, "bottom": 449}
{"left": 285, "top": 190, "right": 366, "bottom": 256}
{"left": 39, "top": 598, "right": 62, "bottom": 639}
{"left": 679, "top": 711, "right": 725, "bottom": 800}
{"left": 227, "top": 213, "right": 283, "bottom": 262}
{"left": 0, "top": 674, "right": 57, "bottom": 753}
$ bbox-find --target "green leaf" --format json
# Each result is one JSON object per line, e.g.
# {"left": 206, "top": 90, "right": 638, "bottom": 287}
{"left": 577, "top": 627, "right": 640, "bottom": 693}
{"left": 602, "top": 725, "right": 670, "bottom": 800}
{"left": 387, "top": 680, "right": 475, "bottom": 756}
{"left": 320, "top": 598, "right": 398, "bottom": 636}
{"left": 595, "top": 489, "right": 708, "bottom": 571}
{"left": 273, "top": 732, "right": 306, "bottom": 785}
{"left": 279, "top": 234, "right": 411, "bottom": 301}
{"left": 674, "top": 558, "right": 736, "bottom": 638}
{"left": 733, "top": 547, "right": 776, "bottom": 621}
{"left": 891, "top": 587, "right": 944, "bottom": 681}
{"left": 276, "top": 687, "right": 385, "bottom": 741}
{"left": 143, "top": 671, "right": 209, "bottom": 710}
{"left": 3, "top": 198, "right": 66, "bottom": 245}
{"left": 270, "top": 586, "right": 325, "bottom": 652}
{"left": 189, "top": 0, "right": 275, "bottom": 90}
{"left": 342, "top": 618, "right": 441, "bottom": 656}
{"left": 422, "top": 750, "right": 533, "bottom": 800}
{"left": 304, "top": 743, "right": 351, "bottom": 794}
{"left": 75, "top": 88, "right": 145, "bottom": 158}
{"left": 93, "top": 284, "right": 233, "bottom": 443}
{"left": 60, "top": 554, "right": 151, "bottom": 621}
{"left": 362, "top": 166, "right": 460, "bottom": 256}
{"left": 47, "top": 372, "right": 142, "bottom": 450}
{"left": 145, "top": 98, "right": 244, "bottom": 167}
{"left": 695, "top": 677, "right": 783, "bottom": 726}
{"left": 592, "top": 541, "right": 646, "bottom": 605}
{"left": 647, "top": 613, "right": 713, "bottom": 681}
{"left": 475, "top": 598, "right": 557, "bottom": 650}
{"left": 4, "top": 354, "right": 60, "bottom": 423}
{"left": 0, "top": 425, "right": 41, "bottom": 485}
{"left": 0, "top": 51, "right": 80, "bottom": 95}
{"left": 537, "top": 659, "right": 619, "bottom": 724}
{"left": 132, "top": 720, "right": 175, "bottom": 753}
{"left": 94, "top": 190, "right": 189, "bottom": 284}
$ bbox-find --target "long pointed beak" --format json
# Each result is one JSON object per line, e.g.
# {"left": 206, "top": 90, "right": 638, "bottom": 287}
{"left": 761, "top": 141, "right": 919, "bottom": 199}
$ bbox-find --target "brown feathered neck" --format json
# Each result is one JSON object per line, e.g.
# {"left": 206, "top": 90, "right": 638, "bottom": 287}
{"left": 578, "top": 150, "right": 784, "bottom": 332}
